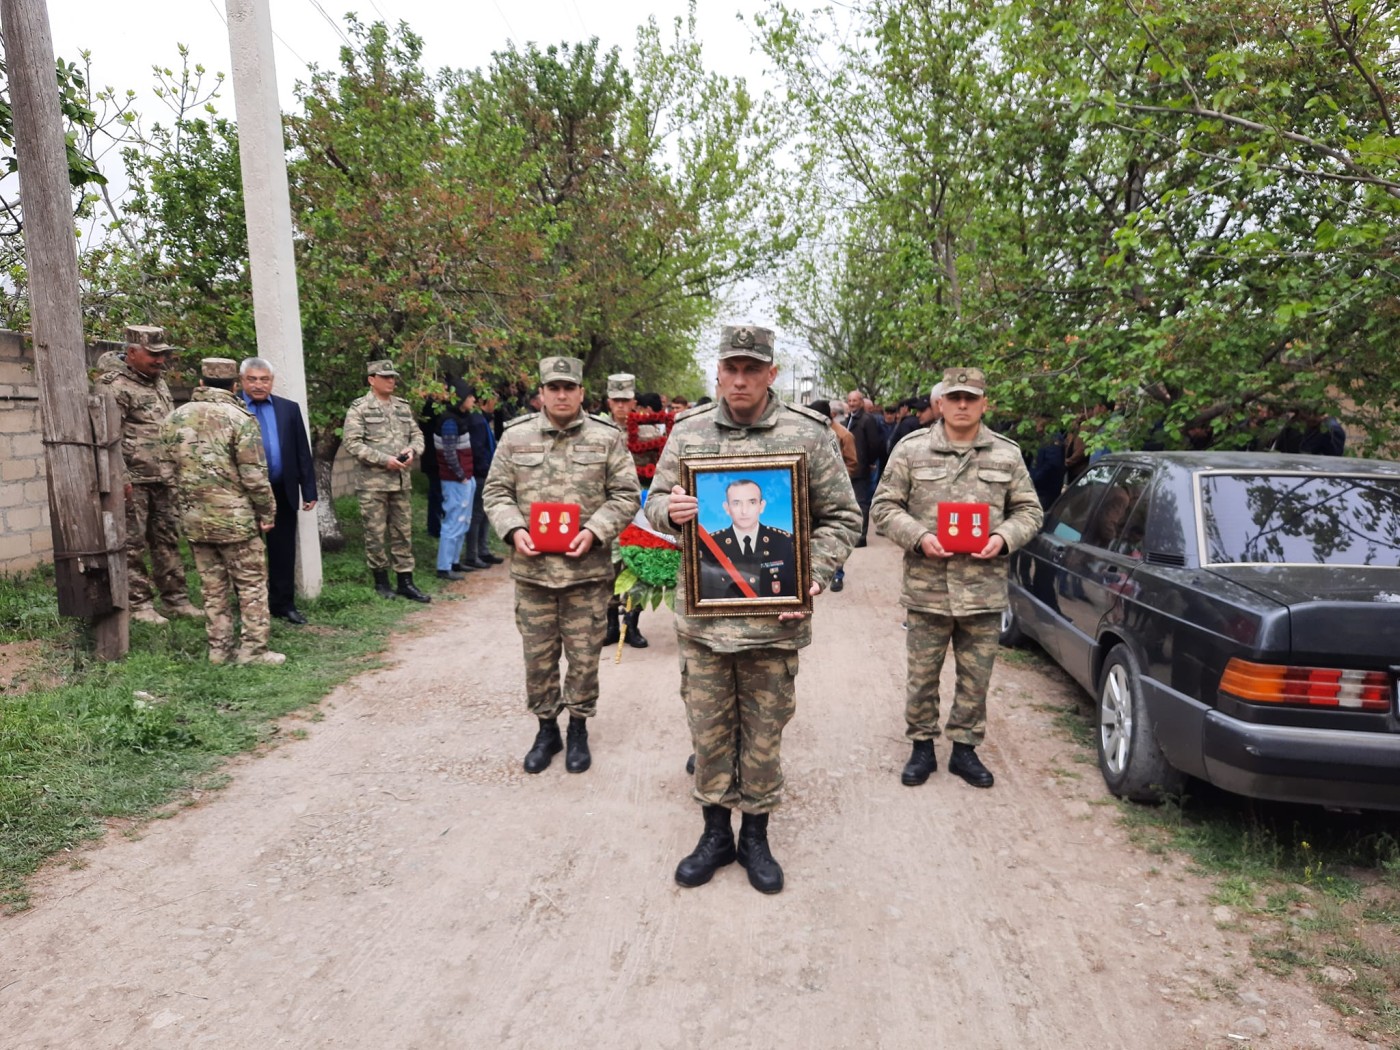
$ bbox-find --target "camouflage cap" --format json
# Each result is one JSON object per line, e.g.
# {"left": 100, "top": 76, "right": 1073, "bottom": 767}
{"left": 717, "top": 325, "right": 775, "bottom": 363}
{"left": 125, "top": 325, "right": 172, "bottom": 353}
{"left": 941, "top": 367, "right": 986, "bottom": 396}
{"left": 201, "top": 357, "right": 238, "bottom": 381}
{"left": 539, "top": 356, "right": 584, "bottom": 386}
{"left": 367, "top": 359, "right": 400, "bottom": 377}
{"left": 606, "top": 373, "right": 636, "bottom": 399}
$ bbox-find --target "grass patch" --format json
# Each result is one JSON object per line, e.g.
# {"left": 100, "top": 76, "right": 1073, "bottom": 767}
{"left": 0, "top": 488, "right": 464, "bottom": 912}
{"left": 1036, "top": 672, "right": 1400, "bottom": 1043}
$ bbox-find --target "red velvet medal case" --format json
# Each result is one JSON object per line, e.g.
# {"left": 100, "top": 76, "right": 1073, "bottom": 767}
{"left": 529, "top": 502, "right": 581, "bottom": 553}
{"left": 936, "top": 502, "right": 991, "bottom": 554}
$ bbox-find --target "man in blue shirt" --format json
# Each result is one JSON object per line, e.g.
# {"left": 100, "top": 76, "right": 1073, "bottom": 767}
{"left": 239, "top": 358, "right": 319, "bottom": 624}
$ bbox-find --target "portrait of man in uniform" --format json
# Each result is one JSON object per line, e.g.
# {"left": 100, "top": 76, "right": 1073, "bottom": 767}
{"left": 683, "top": 456, "right": 811, "bottom": 614}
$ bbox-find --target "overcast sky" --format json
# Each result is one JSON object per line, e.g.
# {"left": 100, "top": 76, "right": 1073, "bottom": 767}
{"left": 46, "top": 0, "right": 827, "bottom": 384}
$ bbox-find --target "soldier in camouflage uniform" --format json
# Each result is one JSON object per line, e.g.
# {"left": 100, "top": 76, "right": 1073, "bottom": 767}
{"left": 483, "top": 356, "right": 640, "bottom": 775}
{"left": 164, "top": 358, "right": 284, "bottom": 665}
{"left": 342, "top": 360, "right": 430, "bottom": 603}
{"left": 871, "top": 367, "right": 1043, "bottom": 789}
{"left": 646, "top": 325, "right": 860, "bottom": 894}
{"left": 602, "top": 372, "right": 658, "bottom": 649}
{"left": 96, "top": 325, "right": 201, "bottom": 625}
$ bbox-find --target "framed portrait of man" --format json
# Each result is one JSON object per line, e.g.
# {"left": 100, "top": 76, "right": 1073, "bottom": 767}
{"left": 680, "top": 452, "right": 812, "bottom": 617}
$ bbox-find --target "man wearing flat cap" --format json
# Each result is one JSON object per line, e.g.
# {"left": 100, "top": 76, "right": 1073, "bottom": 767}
{"left": 646, "top": 324, "right": 860, "bottom": 895}
{"left": 164, "top": 358, "right": 283, "bottom": 665}
{"left": 602, "top": 371, "right": 659, "bottom": 649}
{"left": 483, "top": 356, "right": 640, "bottom": 776}
{"left": 872, "top": 366, "right": 1042, "bottom": 791}
{"left": 343, "top": 359, "right": 429, "bottom": 602}
{"left": 97, "top": 325, "right": 202, "bottom": 625}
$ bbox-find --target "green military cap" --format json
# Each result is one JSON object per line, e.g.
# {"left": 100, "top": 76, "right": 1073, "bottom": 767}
{"left": 539, "top": 356, "right": 584, "bottom": 386}
{"left": 125, "top": 324, "right": 172, "bottom": 353}
{"left": 367, "top": 359, "right": 400, "bottom": 377}
{"left": 607, "top": 373, "right": 636, "bottom": 399}
{"left": 201, "top": 357, "right": 238, "bottom": 381}
{"left": 718, "top": 325, "right": 775, "bottom": 363}
{"left": 941, "top": 367, "right": 986, "bottom": 396}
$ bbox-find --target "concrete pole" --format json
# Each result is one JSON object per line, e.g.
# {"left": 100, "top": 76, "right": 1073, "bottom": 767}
{"left": 224, "top": 0, "right": 322, "bottom": 599}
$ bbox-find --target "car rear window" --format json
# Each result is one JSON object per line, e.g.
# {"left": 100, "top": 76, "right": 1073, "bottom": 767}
{"left": 1200, "top": 472, "right": 1400, "bottom": 566}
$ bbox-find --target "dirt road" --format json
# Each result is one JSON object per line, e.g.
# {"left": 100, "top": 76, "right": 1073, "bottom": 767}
{"left": 0, "top": 538, "right": 1370, "bottom": 1049}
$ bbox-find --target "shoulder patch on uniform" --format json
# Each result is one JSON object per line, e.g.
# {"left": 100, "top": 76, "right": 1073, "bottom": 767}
{"left": 674, "top": 403, "right": 716, "bottom": 422}
{"left": 590, "top": 415, "right": 620, "bottom": 431}
{"left": 503, "top": 412, "right": 538, "bottom": 430}
{"left": 785, "top": 402, "right": 831, "bottom": 426}
{"left": 763, "top": 526, "right": 794, "bottom": 539}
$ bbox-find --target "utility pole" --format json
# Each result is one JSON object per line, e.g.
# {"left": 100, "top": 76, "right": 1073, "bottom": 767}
{"left": 225, "top": 0, "right": 322, "bottom": 599}
{"left": 1, "top": 0, "right": 127, "bottom": 658}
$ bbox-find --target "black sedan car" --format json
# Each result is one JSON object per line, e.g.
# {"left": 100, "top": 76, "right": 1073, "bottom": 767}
{"left": 1001, "top": 451, "right": 1400, "bottom": 811}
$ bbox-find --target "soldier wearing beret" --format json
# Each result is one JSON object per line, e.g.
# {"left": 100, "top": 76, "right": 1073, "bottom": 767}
{"left": 646, "top": 324, "right": 860, "bottom": 894}
{"left": 342, "top": 360, "right": 430, "bottom": 602}
{"left": 871, "top": 367, "right": 1044, "bottom": 789}
{"left": 483, "top": 356, "right": 641, "bottom": 775}
{"left": 97, "top": 325, "right": 202, "bottom": 625}
{"left": 163, "top": 358, "right": 283, "bottom": 665}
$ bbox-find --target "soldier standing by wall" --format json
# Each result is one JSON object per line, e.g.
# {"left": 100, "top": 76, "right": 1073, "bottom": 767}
{"left": 164, "top": 358, "right": 283, "bottom": 665}
{"left": 646, "top": 325, "right": 860, "bottom": 894}
{"left": 483, "top": 357, "right": 640, "bottom": 775}
{"left": 871, "top": 367, "right": 1043, "bottom": 789}
{"left": 97, "top": 325, "right": 201, "bottom": 625}
{"left": 342, "top": 360, "right": 429, "bottom": 603}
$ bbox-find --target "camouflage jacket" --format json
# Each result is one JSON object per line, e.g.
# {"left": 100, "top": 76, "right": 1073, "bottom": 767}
{"left": 342, "top": 393, "right": 424, "bottom": 493}
{"left": 164, "top": 388, "right": 275, "bottom": 544}
{"left": 871, "top": 421, "right": 1044, "bottom": 615}
{"left": 97, "top": 360, "right": 174, "bottom": 485}
{"left": 482, "top": 411, "right": 640, "bottom": 589}
{"left": 645, "top": 393, "right": 861, "bottom": 653}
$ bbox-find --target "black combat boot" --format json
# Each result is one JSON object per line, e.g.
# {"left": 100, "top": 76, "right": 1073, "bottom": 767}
{"left": 565, "top": 715, "right": 591, "bottom": 773}
{"left": 623, "top": 608, "right": 648, "bottom": 648}
{"left": 948, "top": 742, "right": 995, "bottom": 788}
{"left": 602, "top": 604, "right": 620, "bottom": 646}
{"left": 737, "top": 812, "right": 784, "bottom": 894}
{"left": 396, "top": 572, "right": 431, "bottom": 603}
{"left": 675, "top": 805, "right": 737, "bottom": 887}
{"left": 373, "top": 569, "right": 397, "bottom": 600}
{"left": 523, "top": 718, "right": 563, "bottom": 774}
{"left": 900, "top": 739, "right": 938, "bottom": 786}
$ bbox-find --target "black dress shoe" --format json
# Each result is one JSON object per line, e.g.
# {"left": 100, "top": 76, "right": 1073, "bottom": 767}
{"left": 278, "top": 609, "right": 308, "bottom": 626}
{"left": 437, "top": 569, "right": 464, "bottom": 581}
{"left": 948, "top": 742, "right": 995, "bottom": 788}
{"left": 830, "top": 575, "right": 845, "bottom": 592}
{"left": 901, "top": 739, "right": 937, "bottom": 786}
{"left": 480, "top": 552, "right": 505, "bottom": 565}
{"left": 685, "top": 753, "right": 696, "bottom": 775}
{"left": 453, "top": 558, "right": 487, "bottom": 572}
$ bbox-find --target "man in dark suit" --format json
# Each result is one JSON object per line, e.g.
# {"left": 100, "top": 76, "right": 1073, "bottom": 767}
{"left": 844, "top": 389, "right": 884, "bottom": 546}
{"left": 240, "top": 357, "right": 319, "bottom": 624}
{"left": 697, "top": 478, "right": 797, "bottom": 600}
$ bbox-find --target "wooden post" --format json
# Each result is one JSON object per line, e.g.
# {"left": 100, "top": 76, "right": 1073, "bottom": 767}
{"left": 1, "top": 0, "right": 126, "bottom": 657}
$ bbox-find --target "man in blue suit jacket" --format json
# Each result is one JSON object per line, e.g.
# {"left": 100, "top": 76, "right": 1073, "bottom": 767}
{"left": 240, "top": 358, "right": 319, "bottom": 624}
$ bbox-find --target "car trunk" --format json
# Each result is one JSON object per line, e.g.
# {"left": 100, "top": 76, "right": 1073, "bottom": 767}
{"left": 1208, "top": 565, "right": 1400, "bottom": 665}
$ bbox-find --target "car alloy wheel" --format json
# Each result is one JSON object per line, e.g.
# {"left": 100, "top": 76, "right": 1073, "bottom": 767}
{"left": 1096, "top": 643, "right": 1185, "bottom": 803}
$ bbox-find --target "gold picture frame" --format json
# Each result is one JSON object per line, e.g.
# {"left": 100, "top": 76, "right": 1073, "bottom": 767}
{"left": 680, "top": 452, "right": 811, "bottom": 617}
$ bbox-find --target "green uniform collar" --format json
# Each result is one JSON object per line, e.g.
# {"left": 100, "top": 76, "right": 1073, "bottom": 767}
{"left": 192, "top": 387, "right": 252, "bottom": 414}
{"left": 928, "top": 420, "right": 993, "bottom": 452}
{"left": 537, "top": 410, "right": 587, "bottom": 436}
{"left": 714, "top": 391, "right": 782, "bottom": 432}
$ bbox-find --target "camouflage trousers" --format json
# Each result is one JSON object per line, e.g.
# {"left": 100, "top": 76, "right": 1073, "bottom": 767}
{"left": 678, "top": 637, "right": 799, "bottom": 815}
{"left": 125, "top": 482, "right": 188, "bottom": 610}
{"left": 904, "top": 609, "right": 1001, "bottom": 746}
{"left": 191, "top": 537, "right": 271, "bottom": 660}
{"left": 357, "top": 488, "right": 414, "bottom": 573}
{"left": 513, "top": 578, "right": 611, "bottom": 720}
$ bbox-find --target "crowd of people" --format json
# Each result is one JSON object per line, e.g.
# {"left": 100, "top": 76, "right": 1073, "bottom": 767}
{"left": 93, "top": 319, "right": 1347, "bottom": 896}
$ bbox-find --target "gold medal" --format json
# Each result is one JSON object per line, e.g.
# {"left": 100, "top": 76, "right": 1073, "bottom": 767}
{"left": 948, "top": 526, "right": 959, "bottom": 537}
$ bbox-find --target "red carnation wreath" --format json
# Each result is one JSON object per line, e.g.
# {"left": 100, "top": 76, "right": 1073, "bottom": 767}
{"left": 626, "top": 410, "right": 675, "bottom": 479}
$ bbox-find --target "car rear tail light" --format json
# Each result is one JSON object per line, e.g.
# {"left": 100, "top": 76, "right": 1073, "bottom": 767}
{"left": 1220, "top": 659, "right": 1392, "bottom": 712}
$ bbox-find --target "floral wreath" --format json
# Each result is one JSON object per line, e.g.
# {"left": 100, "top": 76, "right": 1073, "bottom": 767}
{"left": 626, "top": 410, "right": 675, "bottom": 479}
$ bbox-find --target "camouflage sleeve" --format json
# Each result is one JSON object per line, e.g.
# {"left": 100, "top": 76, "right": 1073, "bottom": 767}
{"left": 992, "top": 455, "right": 1045, "bottom": 553}
{"left": 807, "top": 433, "right": 861, "bottom": 589}
{"left": 643, "top": 427, "right": 684, "bottom": 534}
{"left": 584, "top": 428, "right": 642, "bottom": 544}
{"left": 235, "top": 416, "right": 276, "bottom": 524}
{"left": 870, "top": 443, "right": 927, "bottom": 551}
{"left": 342, "top": 403, "right": 388, "bottom": 468}
{"left": 482, "top": 437, "right": 527, "bottom": 540}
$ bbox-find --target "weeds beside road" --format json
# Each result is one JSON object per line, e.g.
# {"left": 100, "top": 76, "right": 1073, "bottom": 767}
{"left": 0, "top": 495, "right": 450, "bottom": 912}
